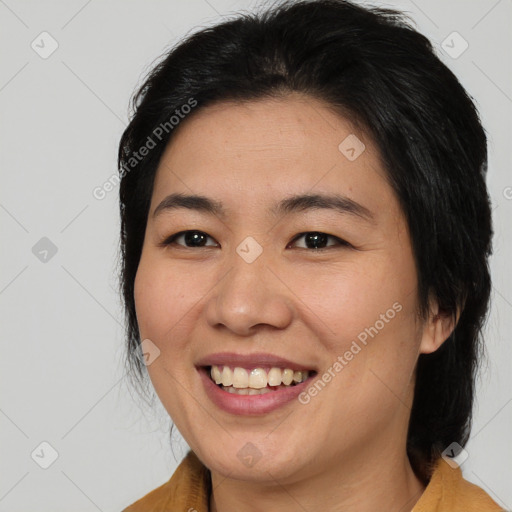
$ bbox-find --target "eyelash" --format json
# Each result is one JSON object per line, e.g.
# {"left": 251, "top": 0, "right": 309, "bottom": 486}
{"left": 159, "top": 230, "right": 351, "bottom": 252}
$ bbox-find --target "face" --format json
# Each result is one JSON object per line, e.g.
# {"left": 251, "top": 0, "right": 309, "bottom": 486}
{"left": 134, "top": 93, "right": 432, "bottom": 484}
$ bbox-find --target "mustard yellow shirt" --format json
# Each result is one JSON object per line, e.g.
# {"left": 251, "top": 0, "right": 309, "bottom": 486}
{"left": 123, "top": 450, "right": 504, "bottom": 511}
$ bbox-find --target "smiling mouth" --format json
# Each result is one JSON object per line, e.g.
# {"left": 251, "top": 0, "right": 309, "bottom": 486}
{"left": 205, "top": 365, "right": 317, "bottom": 395}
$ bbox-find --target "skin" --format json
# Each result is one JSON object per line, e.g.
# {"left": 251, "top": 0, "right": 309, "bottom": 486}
{"left": 134, "top": 92, "right": 456, "bottom": 512}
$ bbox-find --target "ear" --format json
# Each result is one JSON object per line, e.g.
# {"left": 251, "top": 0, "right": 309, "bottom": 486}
{"left": 419, "top": 296, "right": 460, "bottom": 355}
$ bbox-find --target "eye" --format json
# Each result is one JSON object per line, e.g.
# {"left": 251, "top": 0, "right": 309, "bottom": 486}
{"left": 160, "top": 230, "right": 219, "bottom": 248}
{"left": 287, "top": 231, "right": 350, "bottom": 251}
{"left": 160, "top": 230, "right": 350, "bottom": 251}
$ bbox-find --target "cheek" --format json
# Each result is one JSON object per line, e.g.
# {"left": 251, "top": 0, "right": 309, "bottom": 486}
{"left": 133, "top": 257, "right": 204, "bottom": 411}
{"left": 133, "top": 257, "right": 197, "bottom": 349}
{"left": 304, "top": 257, "right": 413, "bottom": 346}
{"left": 306, "top": 249, "right": 420, "bottom": 388}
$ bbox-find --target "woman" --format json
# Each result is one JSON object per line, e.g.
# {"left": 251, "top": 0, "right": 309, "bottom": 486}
{"left": 118, "top": 0, "right": 503, "bottom": 510}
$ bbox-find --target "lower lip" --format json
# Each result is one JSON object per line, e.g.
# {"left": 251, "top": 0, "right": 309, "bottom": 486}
{"left": 197, "top": 367, "right": 315, "bottom": 416}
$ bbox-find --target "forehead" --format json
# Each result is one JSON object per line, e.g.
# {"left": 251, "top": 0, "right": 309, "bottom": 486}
{"left": 151, "top": 94, "right": 393, "bottom": 217}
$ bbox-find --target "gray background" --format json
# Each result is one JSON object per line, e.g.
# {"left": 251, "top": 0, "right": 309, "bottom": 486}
{"left": 1, "top": 0, "right": 511, "bottom": 510}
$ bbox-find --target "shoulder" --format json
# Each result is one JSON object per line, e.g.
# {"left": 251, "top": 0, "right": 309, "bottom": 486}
{"left": 122, "top": 451, "right": 210, "bottom": 512}
{"left": 413, "top": 458, "right": 505, "bottom": 512}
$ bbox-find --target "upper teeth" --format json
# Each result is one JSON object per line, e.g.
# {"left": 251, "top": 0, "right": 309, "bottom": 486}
{"left": 210, "top": 365, "right": 310, "bottom": 389}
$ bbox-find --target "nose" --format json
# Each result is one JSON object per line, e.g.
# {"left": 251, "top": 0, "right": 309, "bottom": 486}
{"left": 204, "top": 246, "right": 294, "bottom": 336}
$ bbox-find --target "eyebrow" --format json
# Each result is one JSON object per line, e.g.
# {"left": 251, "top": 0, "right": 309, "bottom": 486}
{"left": 152, "top": 192, "right": 375, "bottom": 223}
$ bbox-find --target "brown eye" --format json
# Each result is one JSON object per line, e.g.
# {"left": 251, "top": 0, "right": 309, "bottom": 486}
{"left": 288, "top": 231, "right": 350, "bottom": 250}
{"left": 162, "top": 230, "right": 219, "bottom": 248}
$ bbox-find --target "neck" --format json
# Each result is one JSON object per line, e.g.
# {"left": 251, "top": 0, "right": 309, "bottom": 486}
{"left": 209, "top": 451, "right": 425, "bottom": 512}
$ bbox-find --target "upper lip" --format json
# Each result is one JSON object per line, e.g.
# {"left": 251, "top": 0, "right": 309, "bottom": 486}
{"left": 195, "top": 352, "right": 316, "bottom": 371}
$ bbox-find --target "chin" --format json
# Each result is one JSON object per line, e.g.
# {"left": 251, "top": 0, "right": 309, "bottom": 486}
{"left": 193, "top": 436, "right": 315, "bottom": 483}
